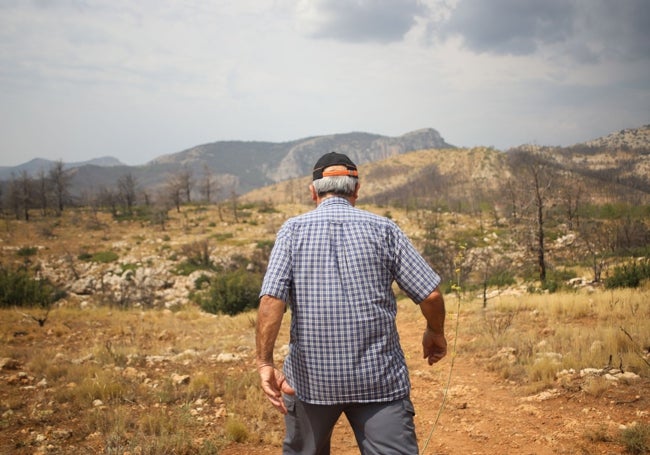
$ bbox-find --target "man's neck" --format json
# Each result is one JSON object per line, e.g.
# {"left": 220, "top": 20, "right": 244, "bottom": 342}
{"left": 317, "top": 194, "right": 354, "bottom": 206}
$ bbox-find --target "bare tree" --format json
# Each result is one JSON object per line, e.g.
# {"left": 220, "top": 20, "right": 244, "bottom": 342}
{"left": 200, "top": 164, "right": 217, "bottom": 204}
{"left": 230, "top": 189, "right": 239, "bottom": 223}
{"left": 504, "top": 178, "right": 521, "bottom": 224}
{"left": 558, "top": 172, "right": 583, "bottom": 230}
{"left": 97, "top": 187, "right": 119, "bottom": 216}
{"left": 36, "top": 170, "right": 49, "bottom": 216}
{"left": 48, "top": 160, "right": 70, "bottom": 216}
{"left": 166, "top": 173, "right": 184, "bottom": 213}
{"left": 179, "top": 168, "right": 193, "bottom": 204}
{"left": 508, "top": 151, "right": 554, "bottom": 282}
{"left": 152, "top": 189, "right": 172, "bottom": 228}
{"left": 7, "top": 173, "right": 23, "bottom": 220}
{"left": 613, "top": 213, "right": 649, "bottom": 252}
{"left": 15, "top": 171, "right": 34, "bottom": 221}
{"left": 117, "top": 173, "right": 138, "bottom": 215}
{"left": 578, "top": 220, "right": 609, "bottom": 283}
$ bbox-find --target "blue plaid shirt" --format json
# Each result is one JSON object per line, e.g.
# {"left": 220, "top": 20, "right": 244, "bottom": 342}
{"left": 260, "top": 197, "right": 440, "bottom": 404}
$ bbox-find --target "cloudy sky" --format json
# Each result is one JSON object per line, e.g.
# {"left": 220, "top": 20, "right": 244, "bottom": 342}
{"left": 1, "top": 0, "right": 648, "bottom": 166}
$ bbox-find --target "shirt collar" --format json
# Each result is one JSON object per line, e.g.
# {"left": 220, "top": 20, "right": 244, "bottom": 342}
{"left": 318, "top": 196, "right": 352, "bottom": 208}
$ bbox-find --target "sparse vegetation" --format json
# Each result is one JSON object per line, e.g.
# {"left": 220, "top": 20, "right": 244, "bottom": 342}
{"left": 605, "top": 258, "right": 650, "bottom": 289}
{"left": 620, "top": 423, "right": 650, "bottom": 455}
{"left": 176, "top": 239, "right": 216, "bottom": 275}
{"left": 0, "top": 133, "right": 648, "bottom": 453}
{"left": 78, "top": 250, "right": 119, "bottom": 264}
{"left": 0, "top": 265, "right": 65, "bottom": 308}
{"left": 16, "top": 246, "right": 38, "bottom": 257}
{"left": 2, "top": 287, "right": 647, "bottom": 453}
{"left": 193, "top": 268, "right": 262, "bottom": 315}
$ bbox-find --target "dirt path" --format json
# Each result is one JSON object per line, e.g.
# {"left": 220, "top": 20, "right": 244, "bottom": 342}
{"left": 223, "top": 310, "right": 648, "bottom": 454}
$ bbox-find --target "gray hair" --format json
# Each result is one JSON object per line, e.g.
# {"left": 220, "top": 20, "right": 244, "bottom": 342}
{"left": 312, "top": 175, "right": 358, "bottom": 197}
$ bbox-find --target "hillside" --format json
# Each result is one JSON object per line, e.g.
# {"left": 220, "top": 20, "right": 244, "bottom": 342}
{"left": 242, "top": 147, "right": 505, "bottom": 204}
{"left": 508, "top": 124, "right": 650, "bottom": 197}
{"left": 1, "top": 124, "right": 649, "bottom": 215}
{"left": 0, "top": 203, "right": 648, "bottom": 454}
{"left": 0, "top": 129, "right": 453, "bottom": 199}
{"left": 243, "top": 140, "right": 650, "bottom": 209}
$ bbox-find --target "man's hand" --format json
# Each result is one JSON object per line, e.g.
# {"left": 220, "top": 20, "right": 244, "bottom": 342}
{"left": 422, "top": 328, "right": 447, "bottom": 365}
{"left": 258, "top": 364, "right": 296, "bottom": 414}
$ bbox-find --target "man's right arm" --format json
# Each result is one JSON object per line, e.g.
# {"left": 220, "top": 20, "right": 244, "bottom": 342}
{"left": 256, "top": 294, "right": 285, "bottom": 368}
{"left": 256, "top": 294, "right": 295, "bottom": 413}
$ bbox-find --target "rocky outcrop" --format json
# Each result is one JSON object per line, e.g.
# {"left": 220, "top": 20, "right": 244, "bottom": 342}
{"left": 585, "top": 124, "right": 650, "bottom": 150}
{"left": 271, "top": 128, "right": 453, "bottom": 183}
{"left": 40, "top": 254, "right": 205, "bottom": 309}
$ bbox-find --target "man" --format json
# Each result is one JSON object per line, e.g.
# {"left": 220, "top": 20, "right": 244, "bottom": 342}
{"left": 256, "top": 151, "right": 447, "bottom": 454}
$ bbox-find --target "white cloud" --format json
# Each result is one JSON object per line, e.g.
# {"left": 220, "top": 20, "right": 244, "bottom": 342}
{"left": 0, "top": 0, "right": 648, "bottom": 166}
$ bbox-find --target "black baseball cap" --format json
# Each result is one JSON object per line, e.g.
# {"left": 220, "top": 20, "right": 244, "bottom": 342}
{"left": 312, "top": 152, "right": 358, "bottom": 180}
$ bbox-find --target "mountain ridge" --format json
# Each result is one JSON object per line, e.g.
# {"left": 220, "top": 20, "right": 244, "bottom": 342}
{"left": 1, "top": 125, "right": 648, "bottom": 204}
{"left": 0, "top": 156, "right": 124, "bottom": 178}
{"left": 0, "top": 128, "right": 454, "bottom": 197}
{"left": 244, "top": 125, "right": 650, "bottom": 207}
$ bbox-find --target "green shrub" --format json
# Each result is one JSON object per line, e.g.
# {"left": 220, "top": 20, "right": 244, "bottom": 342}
{"left": 541, "top": 279, "right": 560, "bottom": 293}
{"left": 195, "top": 269, "right": 262, "bottom": 316}
{"left": 92, "top": 251, "right": 120, "bottom": 263}
{"left": 176, "top": 262, "right": 208, "bottom": 276}
{"left": 619, "top": 423, "right": 650, "bottom": 455}
{"left": 605, "top": 259, "right": 650, "bottom": 289}
{"left": 256, "top": 240, "right": 274, "bottom": 250}
{"left": 0, "top": 266, "right": 65, "bottom": 308}
{"left": 79, "top": 251, "right": 119, "bottom": 263}
{"left": 78, "top": 252, "right": 93, "bottom": 261}
{"left": 257, "top": 202, "right": 278, "bottom": 214}
{"left": 120, "top": 263, "right": 139, "bottom": 275}
{"left": 193, "top": 274, "right": 211, "bottom": 290}
{"left": 542, "top": 268, "right": 578, "bottom": 293}
{"left": 16, "top": 246, "right": 39, "bottom": 257}
{"left": 487, "top": 270, "right": 516, "bottom": 288}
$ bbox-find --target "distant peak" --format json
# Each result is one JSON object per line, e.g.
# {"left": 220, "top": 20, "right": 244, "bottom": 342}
{"left": 69, "top": 156, "right": 124, "bottom": 167}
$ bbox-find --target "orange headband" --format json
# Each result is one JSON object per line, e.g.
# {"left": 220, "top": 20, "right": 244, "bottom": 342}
{"left": 321, "top": 169, "right": 359, "bottom": 178}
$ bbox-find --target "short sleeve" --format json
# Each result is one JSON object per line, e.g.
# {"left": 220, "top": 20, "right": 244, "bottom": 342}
{"left": 259, "top": 223, "right": 293, "bottom": 303}
{"left": 392, "top": 228, "right": 441, "bottom": 303}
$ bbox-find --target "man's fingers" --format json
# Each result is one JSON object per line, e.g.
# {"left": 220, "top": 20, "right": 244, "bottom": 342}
{"left": 266, "top": 394, "right": 288, "bottom": 414}
{"left": 427, "top": 352, "right": 445, "bottom": 365}
{"left": 259, "top": 368, "right": 293, "bottom": 414}
{"left": 261, "top": 381, "right": 288, "bottom": 413}
{"left": 279, "top": 376, "right": 296, "bottom": 396}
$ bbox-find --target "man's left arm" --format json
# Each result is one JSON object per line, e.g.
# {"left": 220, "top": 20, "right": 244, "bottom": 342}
{"left": 419, "top": 287, "right": 447, "bottom": 365}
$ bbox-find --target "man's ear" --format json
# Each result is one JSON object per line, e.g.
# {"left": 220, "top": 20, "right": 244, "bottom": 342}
{"left": 309, "top": 184, "right": 318, "bottom": 202}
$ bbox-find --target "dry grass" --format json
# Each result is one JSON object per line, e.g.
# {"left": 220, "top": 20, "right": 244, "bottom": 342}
{"left": 1, "top": 203, "right": 648, "bottom": 453}
{"left": 461, "top": 288, "right": 650, "bottom": 390}
{"left": 2, "top": 289, "right": 648, "bottom": 453}
{"left": 0, "top": 304, "right": 284, "bottom": 454}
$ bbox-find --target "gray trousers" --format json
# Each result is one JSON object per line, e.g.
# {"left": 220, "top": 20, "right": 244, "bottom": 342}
{"left": 282, "top": 395, "right": 418, "bottom": 455}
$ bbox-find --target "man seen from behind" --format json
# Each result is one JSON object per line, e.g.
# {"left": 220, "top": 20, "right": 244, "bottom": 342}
{"left": 256, "top": 151, "right": 447, "bottom": 454}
